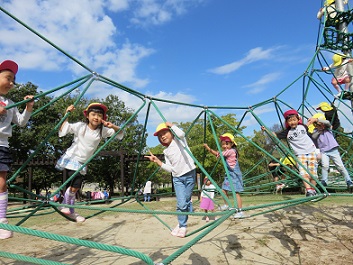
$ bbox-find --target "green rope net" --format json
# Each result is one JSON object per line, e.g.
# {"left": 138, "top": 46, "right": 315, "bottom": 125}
{"left": 1, "top": 2, "right": 353, "bottom": 265}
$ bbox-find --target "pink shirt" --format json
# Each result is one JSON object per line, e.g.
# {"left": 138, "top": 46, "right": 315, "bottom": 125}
{"left": 217, "top": 149, "right": 237, "bottom": 169}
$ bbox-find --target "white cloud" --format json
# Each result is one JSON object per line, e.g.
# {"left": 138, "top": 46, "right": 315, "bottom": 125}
{"left": 245, "top": 72, "right": 282, "bottom": 94}
{"left": 129, "top": 0, "right": 204, "bottom": 26}
{"left": 208, "top": 46, "right": 281, "bottom": 75}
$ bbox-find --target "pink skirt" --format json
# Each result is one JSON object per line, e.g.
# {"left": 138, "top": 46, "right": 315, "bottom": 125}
{"left": 200, "top": 197, "right": 214, "bottom": 211}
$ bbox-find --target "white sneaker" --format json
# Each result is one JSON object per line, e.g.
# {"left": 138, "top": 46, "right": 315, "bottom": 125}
{"left": 176, "top": 227, "right": 186, "bottom": 238}
{"left": 233, "top": 211, "right": 244, "bottom": 219}
{"left": 218, "top": 204, "right": 229, "bottom": 211}
{"left": 0, "top": 218, "right": 13, "bottom": 239}
{"left": 171, "top": 225, "right": 179, "bottom": 236}
{"left": 68, "top": 212, "right": 85, "bottom": 223}
{"left": 59, "top": 207, "right": 71, "bottom": 215}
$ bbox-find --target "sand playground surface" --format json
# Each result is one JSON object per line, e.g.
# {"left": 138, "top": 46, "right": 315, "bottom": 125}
{"left": 0, "top": 196, "right": 353, "bottom": 265}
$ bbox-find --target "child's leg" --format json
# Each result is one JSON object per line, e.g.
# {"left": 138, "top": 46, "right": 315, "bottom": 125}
{"left": 222, "top": 190, "right": 228, "bottom": 204}
{"left": 344, "top": 76, "right": 351, "bottom": 91}
{"left": 236, "top": 193, "right": 242, "bottom": 209}
{"left": 320, "top": 152, "right": 330, "bottom": 184}
{"left": 0, "top": 171, "right": 12, "bottom": 239}
{"left": 0, "top": 171, "right": 8, "bottom": 219}
{"left": 331, "top": 78, "right": 341, "bottom": 92}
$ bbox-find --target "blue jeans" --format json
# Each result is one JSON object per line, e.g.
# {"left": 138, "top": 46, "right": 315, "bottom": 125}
{"left": 321, "top": 147, "right": 352, "bottom": 183}
{"left": 172, "top": 169, "right": 196, "bottom": 228}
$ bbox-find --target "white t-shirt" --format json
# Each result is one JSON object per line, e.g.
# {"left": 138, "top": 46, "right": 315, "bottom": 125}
{"left": 201, "top": 184, "right": 215, "bottom": 199}
{"left": 59, "top": 121, "right": 123, "bottom": 163}
{"left": 0, "top": 96, "right": 31, "bottom": 147}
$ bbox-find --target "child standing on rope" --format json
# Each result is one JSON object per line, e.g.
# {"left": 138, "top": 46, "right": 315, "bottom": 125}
{"left": 261, "top": 110, "right": 318, "bottom": 198}
{"left": 322, "top": 53, "right": 353, "bottom": 98}
{"left": 203, "top": 133, "right": 244, "bottom": 219}
{"left": 56, "top": 103, "right": 123, "bottom": 222}
{"left": 200, "top": 177, "right": 216, "bottom": 222}
{"left": 307, "top": 113, "right": 353, "bottom": 191}
{"left": 0, "top": 60, "right": 34, "bottom": 239}
{"left": 144, "top": 122, "right": 196, "bottom": 238}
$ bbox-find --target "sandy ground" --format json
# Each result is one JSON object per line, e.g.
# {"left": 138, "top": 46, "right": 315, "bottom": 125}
{"left": 0, "top": 198, "right": 353, "bottom": 265}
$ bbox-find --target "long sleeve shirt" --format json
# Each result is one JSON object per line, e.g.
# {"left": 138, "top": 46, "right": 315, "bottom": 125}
{"left": 0, "top": 97, "right": 32, "bottom": 147}
{"left": 161, "top": 125, "right": 196, "bottom": 177}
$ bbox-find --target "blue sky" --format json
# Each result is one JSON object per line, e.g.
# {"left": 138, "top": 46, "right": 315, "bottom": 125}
{"left": 0, "top": 0, "right": 351, "bottom": 146}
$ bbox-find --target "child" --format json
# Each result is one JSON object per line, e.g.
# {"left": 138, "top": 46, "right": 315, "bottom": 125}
{"left": 262, "top": 109, "right": 318, "bottom": 197}
{"left": 199, "top": 177, "right": 216, "bottom": 222}
{"left": 0, "top": 60, "right": 34, "bottom": 239}
{"left": 56, "top": 103, "right": 123, "bottom": 222}
{"left": 143, "top": 180, "right": 152, "bottom": 202}
{"left": 317, "top": 0, "right": 348, "bottom": 29}
{"left": 203, "top": 133, "right": 244, "bottom": 219}
{"left": 268, "top": 156, "right": 295, "bottom": 192}
{"left": 144, "top": 122, "right": 196, "bottom": 238}
{"left": 307, "top": 113, "right": 353, "bottom": 191}
{"left": 322, "top": 54, "right": 353, "bottom": 98}
{"left": 316, "top": 101, "right": 341, "bottom": 133}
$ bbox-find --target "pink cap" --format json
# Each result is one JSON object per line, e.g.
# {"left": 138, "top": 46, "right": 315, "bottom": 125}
{"left": 0, "top": 60, "right": 18, "bottom": 75}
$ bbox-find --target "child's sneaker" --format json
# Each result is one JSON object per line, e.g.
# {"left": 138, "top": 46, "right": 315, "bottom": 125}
{"left": 347, "top": 181, "right": 353, "bottom": 192}
{"left": 59, "top": 207, "right": 71, "bottom": 215}
{"left": 0, "top": 218, "right": 13, "bottom": 239}
{"left": 176, "top": 227, "right": 186, "bottom": 238}
{"left": 218, "top": 204, "right": 228, "bottom": 211}
{"left": 205, "top": 216, "right": 210, "bottom": 222}
{"left": 68, "top": 213, "right": 85, "bottom": 223}
{"left": 233, "top": 211, "right": 244, "bottom": 219}
{"left": 170, "top": 225, "right": 179, "bottom": 236}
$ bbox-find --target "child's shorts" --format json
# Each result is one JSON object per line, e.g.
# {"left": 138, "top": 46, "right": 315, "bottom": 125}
{"left": 333, "top": 75, "right": 350, "bottom": 84}
{"left": 0, "top": 146, "right": 12, "bottom": 172}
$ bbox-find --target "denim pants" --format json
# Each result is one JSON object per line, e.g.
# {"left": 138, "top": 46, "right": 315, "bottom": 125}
{"left": 321, "top": 147, "right": 352, "bottom": 183}
{"left": 172, "top": 169, "right": 196, "bottom": 228}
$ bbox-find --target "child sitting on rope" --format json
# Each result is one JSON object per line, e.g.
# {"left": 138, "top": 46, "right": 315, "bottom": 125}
{"left": 0, "top": 60, "right": 34, "bottom": 239}
{"left": 55, "top": 103, "right": 123, "bottom": 223}
{"left": 307, "top": 113, "right": 353, "bottom": 191}
{"left": 203, "top": 133, "right": 244, "bottom": 219}
{"left": 145, "top": 122, "right": 196, "bottom": 238}
{"left": 261, "top": 110, "right": 319, "bottom": 198}
{"left": 322, "top": 53, "right": 353, "bottom": 98}
{"left": 268, "top": 156, "right": 296, "bottom": 193}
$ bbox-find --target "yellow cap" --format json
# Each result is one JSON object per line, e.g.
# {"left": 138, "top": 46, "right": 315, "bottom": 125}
{"left": 280, "top": 156, "right": 295, "bottom": 166}
{"left": 312, "top": 112, "right": 326, "bottom": 120}
{"left": 308, "top": 124, "right": 315, "bottom": 134}
{"left": 325, "top": 0, "right": 335, "bottom": 6}
{"left": 316, "top": 102, "right": 333, "bottom": 111}
{"left": 332, "top": 54, "right": 343, "bottom": 67}
{"left": 153, "top": 123, "right": 170, "bottom": 136}
{"left": 220, "top": 133, "right": 237, "bottom": 146}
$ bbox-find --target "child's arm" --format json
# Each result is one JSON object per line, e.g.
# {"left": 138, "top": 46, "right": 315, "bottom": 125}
{"left": 102, "top": 120, "right": 121, "bottom": 132}
{"left": 203, "top": 143, "right": 218, "bottom": 156}
{"left": 144, "top": 151, "right": 163, "bottom": 167}
{"left": 24, "top": 95, "right": 34, "bottom": 112}
{"left": 60, "top": 105, "right": 75, "bottom": 132}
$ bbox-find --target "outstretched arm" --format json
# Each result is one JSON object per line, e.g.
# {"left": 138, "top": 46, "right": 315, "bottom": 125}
{"left": 144, "top": 151, "right": 163, "bottom": 167}
{"left": 203, "top": 143, "right": 218, "bottom": 156}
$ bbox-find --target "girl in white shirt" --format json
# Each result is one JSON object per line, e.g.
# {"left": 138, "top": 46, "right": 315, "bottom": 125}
{"left": 56, "top": 103, "right": 123, "bottom": 222}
